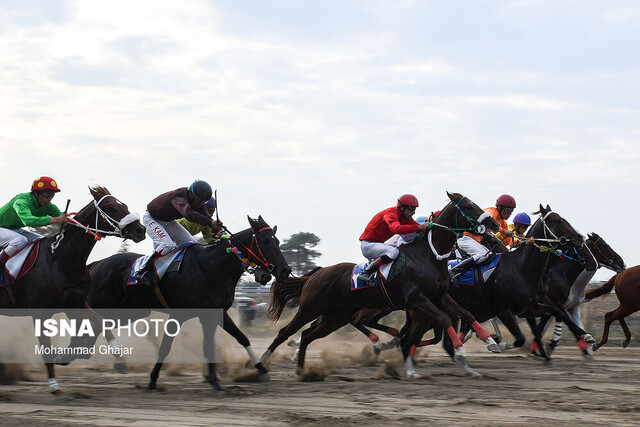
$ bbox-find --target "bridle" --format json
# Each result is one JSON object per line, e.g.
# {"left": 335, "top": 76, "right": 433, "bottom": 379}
{"left": 588, "top": 236, "right": 619, "bottom": 270}
{"left": 427, "top": 196, "right": 493, "bottom": 261}
{"left": 51, "top": 195, "right": 139, "bottom": 252}
{"left": 223, "top": 225, "right": 277, "bottom": 272}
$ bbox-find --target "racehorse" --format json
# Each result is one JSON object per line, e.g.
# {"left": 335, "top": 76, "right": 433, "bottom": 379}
{"left": 446, "top": 205, "right": 593, "bottom": 364}
{"left": 584, "top": 264, "right": 638, "bottom": 350}
{"left": 539, "top": 233, "right": 625, "bottom": 355}
{"left": 79, "top": 215, "right": 290, "bottom": 392}
{"left": 262, "top": 192, "right": 500, "bottom": 378}
{"left": 0, "top": 186, "right": 145, "bottom": 399}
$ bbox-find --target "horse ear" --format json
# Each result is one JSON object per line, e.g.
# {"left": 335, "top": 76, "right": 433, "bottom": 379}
{"left": 273, "top": 225, "right": 277, "bottom": 235}
{"left": 546, "top": 204, "right": 551, "bottom": 211}
{"left": 247, "top": 215, "right": 256, "bottom": 226}
{"left": 538, "top": 204, "right": 545, "bottom": 213}
{"left": 446, "top": 191, "right": 457, "bottom": 202}
{"left": 258, "top": 215, "right": 264, "bottom": 223}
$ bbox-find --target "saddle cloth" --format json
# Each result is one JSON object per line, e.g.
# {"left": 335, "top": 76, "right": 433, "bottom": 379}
{"left": 127, "top": 243, "right": 193, "bottom": 285}
{"left": 0, "top": 239, "right": 41, "bottom": 287}
{"left": 448, "top": 254, "right": 502, "bottom": 286}
{"left": 351, "top": 252, "right": 406, "bottom": 290}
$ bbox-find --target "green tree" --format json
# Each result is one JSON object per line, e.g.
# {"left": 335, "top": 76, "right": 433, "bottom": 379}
{"left": 280, "top": 232, "right": 321, "bottom": 275}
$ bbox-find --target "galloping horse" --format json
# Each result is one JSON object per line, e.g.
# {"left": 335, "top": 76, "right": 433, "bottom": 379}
{"left": 584, "top": 264, "right": 638, "bottom": 350}
{"left": 262, "top": 192, "right": 500, "bottom": 378}
{"left": 0, "top": 186, "right": 145, "bottom": 399}
{"left": 447, "top": 205, "right": 593, "bottom": 364}
{"left": 540, "top": 233, "right": 625, "bottom": 354}
{"left": 81, "top": 215, "right": 290, "bottom": 392}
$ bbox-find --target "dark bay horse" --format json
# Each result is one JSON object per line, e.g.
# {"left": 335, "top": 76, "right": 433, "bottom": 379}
{"left": 82, "top": 215, "right": 291, "bottom": 392}
{"left": 540, "top": 233, "right": 625, "bottom": 355}
{"left": 0, "top": 186, "right": 146, "bottom": 399}
{"left": 584, "top": 264, "right": 638, "bottom": 350}
{"left": 446, "top": 205, "right": 594, "bottom": 364}
{"left": 262, "top": 192, "right": 500, "bottom": 378}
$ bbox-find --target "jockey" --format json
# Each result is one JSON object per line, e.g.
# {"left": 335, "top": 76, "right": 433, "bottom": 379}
{"left": 177, "top": 197, "right": 220, "bottom": 244}
{"left": 450, "top": 194, "right": 516, "bottom": 278}
{"left": 358, "top": 194, "right": 430, "bottom": 286}
{"left": 506, "top": 212, "right": 531, "bottom": 248}
{"left": 132, "top": 180, "right": 224, "bottom": 285}
{"left": 0, "top": 177, "right": 70, "bottom": 271}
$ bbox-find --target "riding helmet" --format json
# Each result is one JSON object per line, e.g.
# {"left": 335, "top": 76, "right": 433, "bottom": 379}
{"left": 496, "top": 194, "right": 516, "bottom": 208}
{"left": 513, "top": 212, "right": 531, "bottom": 226}
{"left": 31, "top": 176, "right": 61, "bottom": 192}
{"left": 188, "top": 180, "right": 213, "bottom": 202}
{"left": 397, "top": 194, "right": 419, "bottom": 208}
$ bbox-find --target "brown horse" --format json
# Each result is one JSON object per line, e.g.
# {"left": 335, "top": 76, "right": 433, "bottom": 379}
{"left": 0, "top": 186, "right": 146, "bottom": 399}
{"left": 262, "top": 192, "right": 500, "bottom": 378}
{"left": 584, "top": 264, "right": 638, "bottom": 350}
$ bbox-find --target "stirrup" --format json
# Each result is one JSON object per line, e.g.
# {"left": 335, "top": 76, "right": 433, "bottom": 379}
{"left": 358, "top": 272, "right": 376, "bottom": 287}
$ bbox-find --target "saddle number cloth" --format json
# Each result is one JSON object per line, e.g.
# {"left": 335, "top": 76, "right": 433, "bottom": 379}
{"left": 351, "top": 261, "right": 393, "bottom": 290}
{"left": 127, "top": 243, "right": 193, "bottom": 285}
{"left": 448, "top": 254, "right": 502, "bottom": 285}
{"left": 0, "top": 239, "right": 41, "bottom": 286}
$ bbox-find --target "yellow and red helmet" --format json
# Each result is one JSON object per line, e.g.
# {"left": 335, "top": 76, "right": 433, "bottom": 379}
{"left": 31, "top": 176, "right": 61, "bottom": 192}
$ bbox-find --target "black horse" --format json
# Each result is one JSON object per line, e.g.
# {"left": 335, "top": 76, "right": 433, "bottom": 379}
{"left": 538, "top": 232, "right": 625, "bottom": 355}
{"left": 0, "top": 186, "right": 146, "bottom": 399}
{"left": 80, "top": 215, "right": 290, "bottom": 392}
{"left": 445, "top": 205, "right": 595, "bottom": 364}
{"left": 263, "top": 192, "right": 500, "bottom": 379}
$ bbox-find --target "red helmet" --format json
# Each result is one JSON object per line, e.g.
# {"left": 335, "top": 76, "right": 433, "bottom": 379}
{"left": 496, "top": 194, "right": 516, "bottom": 208}
{"left": 397, "top": 194, "right": 419, "bottom": 208}
{"left": 31, "top": 176, "right": 61, "bottom": 192}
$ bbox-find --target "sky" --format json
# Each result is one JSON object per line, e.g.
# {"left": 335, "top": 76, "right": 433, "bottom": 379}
{"left": 1, "top": 0, "right": 638, "bottom": 282}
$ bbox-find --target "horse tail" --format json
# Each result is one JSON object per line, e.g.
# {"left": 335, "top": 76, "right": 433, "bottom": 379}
{"left": 268, "top": 267, "right": 322, "bottom": 321}
{"left": 584, "top": 274, "right": 617, "bottom": 302}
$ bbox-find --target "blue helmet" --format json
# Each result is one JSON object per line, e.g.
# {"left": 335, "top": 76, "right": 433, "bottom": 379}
{"left": 513, "top": 212, "right": 531, "bottom": 226}
{"left": 205, "top": 197, "right": 217, "bottom": 209}
{"left": 415, "top": 216, "right": 427, "bottom": 224}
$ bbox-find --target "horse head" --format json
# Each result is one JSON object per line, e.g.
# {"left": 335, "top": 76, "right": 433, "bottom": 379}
{"left": 530, "top": 204, "right": 584, "bottom": 250}
{"left": 587, "top": 232, "right": 626, "bottom": 273}
{"left": 73, "top": 186, "right": 146, "bottom": 243}
{"left": 440, "top": 192, "right": 500, "bottom": 235}
{"left": 247, "top": 215, "right": 292, "bottom": 283}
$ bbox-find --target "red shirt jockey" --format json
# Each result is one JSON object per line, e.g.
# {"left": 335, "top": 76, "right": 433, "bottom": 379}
{"left": 358, "top": 194, "right": 430, "bottom": 286}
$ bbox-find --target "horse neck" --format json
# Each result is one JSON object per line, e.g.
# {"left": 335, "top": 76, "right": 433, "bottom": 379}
{"left": 199, "top": 228, "right": 253, "bottom": 281}
{"left": 48, "top": 209, "right": 100, "bottom": 277}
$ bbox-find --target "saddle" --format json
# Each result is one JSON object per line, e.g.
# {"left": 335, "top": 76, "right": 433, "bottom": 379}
{"left": 351, "top": 252, "right": 406, "bottom": 290}
{"left": 448, "top": 253, "right": 501, "bottom": 286}
{"left": 127, "top": 243, "right": 194, "bottom": 286}
{"left": 0, "top": 239, "right": 41, "bottom": 287}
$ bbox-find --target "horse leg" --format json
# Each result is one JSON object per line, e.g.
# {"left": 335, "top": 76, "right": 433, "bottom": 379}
{"left": 406, "top": 292, "right": 478, "bottom": 377}
{"left": 619, "top": 317, "right": 632, "bottom": 348}
{"left": 147, "top": 331, "right": 178, "bottom": 392}
{"left": 536, "top": 302, "right": 589, "bottom": 357}
{"left": 296, "top": 310, "right": 353, "bottom": 376}
{"left": 496, "top": 311, "right": 525, "bottom": 351}
{"left": 595, "top": 305, "right": 633, "bottom": 350}
{"left": 526, "top": 317, "right": 553, "bottom": 366}
{"left": 399, "top": 315, "right": 430, "bottom": 379}
{"left": 220, "top": 311, "right": 269, "bottom": 380}
{"left": 439, "top": 294, "right": 499, "bottom": 353}
{"left": 32, "top": 319, "right": 67, "bottom": 401}
{"left": 261, "top": 307, "right": 320, "bottom": 366}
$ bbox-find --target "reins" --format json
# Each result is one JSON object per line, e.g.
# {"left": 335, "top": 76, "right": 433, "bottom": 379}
{"left": 50, "top": 195, "right": 140, "bottom": 253}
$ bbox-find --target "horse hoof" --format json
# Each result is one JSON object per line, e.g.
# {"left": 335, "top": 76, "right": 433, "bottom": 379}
{"left": 287, "top": 339, "right": 299, "bottom": 347}
{"left": 544, "top": 359, "right": 555, "bottom": 368}
{"left": 258, "top": 373, "right": 271, "bottom": 382}
{"left": 211, "top": 383, "right": 224, "bottom": 393}
{"left": 145, "top": 386, "right": 159, "bottom": 393}
{"left": 583, "top": 334, "right": 596, "bottom": 344}
{"left": 465, "top": 368, "right": 481, "bottom": 378}
{"left": 582, "top": 351, "right": 593, "bottom": 360}
{"left": 113, "top": 363, "right": 128, "bottom": 374}
{"left": 55, "top": 394, "right": 71, "bottom": 403}
{"left": 372, "top": 341, "right": 383, "bottom": 356}
{"left": 406, "top": 371, "right": 421, "bottom": 379}
{"left": 623, "top": 341, "right": 630, "bottom": 348}
{"left": 487, "top": 343, "right": 501, "bottom": 353}
{"left": 592, "top": 343, "right": 599, "bottom": 352}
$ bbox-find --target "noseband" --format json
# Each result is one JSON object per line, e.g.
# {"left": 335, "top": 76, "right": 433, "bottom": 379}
{"left": 225, "top": 226, "right": 276, "bottom": 272}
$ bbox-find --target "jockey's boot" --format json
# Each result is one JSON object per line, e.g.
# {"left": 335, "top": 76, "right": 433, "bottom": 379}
{"left": 132, "top": 252, "right": 161, "bottom": 287}
{"left": 0, "top": 250, "right": 9, "bottom": 274}
{"left": 449, "top": 257, "right": 476, "bottom": 280}
{"left": 358, "top": 255, "right": 392, "bottom": 287}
